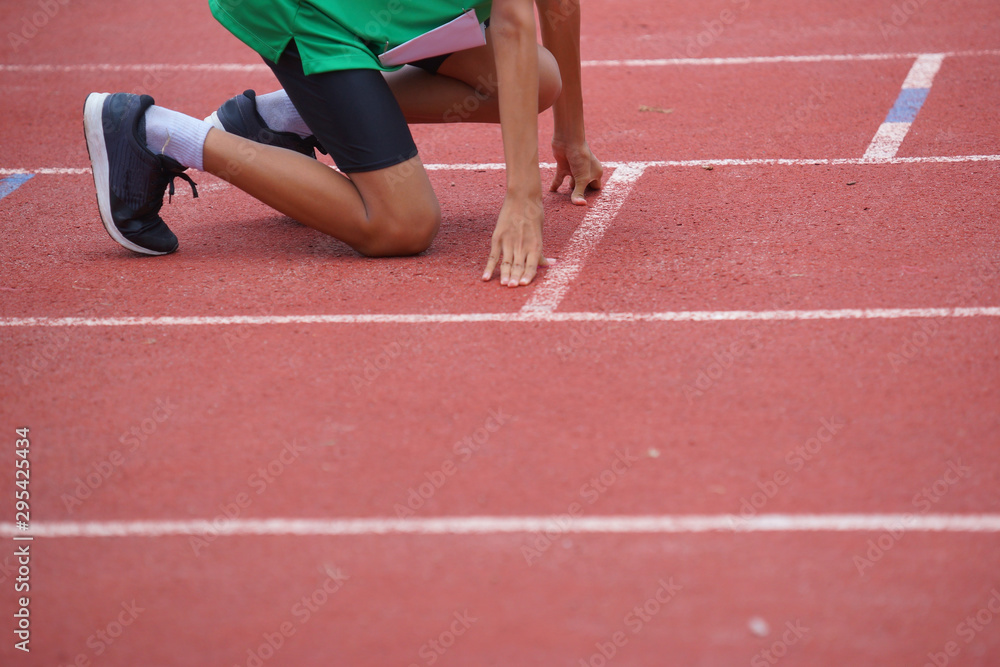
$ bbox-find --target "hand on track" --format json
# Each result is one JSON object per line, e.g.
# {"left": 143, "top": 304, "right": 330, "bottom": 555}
{"left": 550, "top": 140, "right": 604, "bottom": 205}
{"left": 482, "top": 192, "right": 550, "bottom": 287}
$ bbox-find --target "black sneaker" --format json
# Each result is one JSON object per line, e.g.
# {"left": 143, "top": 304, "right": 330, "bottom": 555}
{"left": 83, "top": 92, "right": 198, "bottom": 255}
{"left": 206, "top": 90, "right": 323, "bottom": 157}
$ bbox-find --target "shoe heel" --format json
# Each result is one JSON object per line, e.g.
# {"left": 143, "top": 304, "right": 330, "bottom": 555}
{"left": 83, "top": 93, "right": 115, "bottom": 241}
{"left": 205, "top": 111, "right": 226, "bottom": 132}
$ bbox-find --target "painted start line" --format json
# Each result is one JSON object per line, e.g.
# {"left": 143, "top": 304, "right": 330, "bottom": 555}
{"left": 3, "top": 155, "right": 1000, "bottom": 177}
{"left": 2, "top": 514, "right": 1000, "bottom": 538}
{"left": 2, "top": 48, "right": 999, "bottom": 73}
{"left": 2, "top": 308, "right": 999, "bottom": 329}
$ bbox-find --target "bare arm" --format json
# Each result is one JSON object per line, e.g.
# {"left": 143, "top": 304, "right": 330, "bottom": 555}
{"left": 482, "top": 0, "right": 545, "bottom": 287}
{"left": 535, "top": 0, "right": 603, "bottom": 204}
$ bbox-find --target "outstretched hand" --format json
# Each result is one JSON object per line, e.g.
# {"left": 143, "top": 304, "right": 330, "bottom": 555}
{"left": 482, "top": 192, "right": 550, "bottom": 287}
{"left": 550, "top": 140, "right": 603, "bottom": 205}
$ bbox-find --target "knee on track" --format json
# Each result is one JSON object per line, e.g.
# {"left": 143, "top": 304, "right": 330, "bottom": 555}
{"left": 356, "top": 203, "right": 442, "bottom": 257}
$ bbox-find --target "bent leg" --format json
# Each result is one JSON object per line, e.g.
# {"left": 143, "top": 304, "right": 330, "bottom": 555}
{"left": 195, "top": 34, "right": 559, "bottom": 254}
{"left": 202, "top": 131, "right": 439, "bottom": 257}
{"left": 201, "top": 44, "right": 442, "bottom": 256}
{"left": 385, "top": 33, "right": 562, "bottom": 124}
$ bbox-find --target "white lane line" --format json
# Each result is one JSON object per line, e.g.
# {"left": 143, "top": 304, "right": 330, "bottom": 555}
{"left": 4, "top": 155, "right": 1000, "bottom": 178}
{"left": 864, "top": 123, "right": 913, "bottom": 159}
{"left": 583, "top": 49, "right": 1000, "bottom": 67}
{"left": 623, "top": 155, "right": 1000, "bottom": 167}
{"left": 0, "top": 63, "right": 271, "bottom": 73}
{"left": 2, "top": 308, "right": 999, "bottom": 328}
{"left": 864, "top": 54, "right": 946, "bottom": 159}
{"left": 0, "top": 168, "right": 91, "bottom": 175}
{"left": 902, "top": 53, "right": 946, "bottom": 89}
{"left": 3, "top": 514, "right": 1000, "bottom": 538}
{"left": 522, "top": 165, "right": 646, "bottom": 313}
{"left": 2, "top": 50, "right": 998, "bottom": 74}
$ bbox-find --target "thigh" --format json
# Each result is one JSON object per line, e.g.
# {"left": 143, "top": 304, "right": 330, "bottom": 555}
{"left": 266, "top": 43, "right": 418, "bottom": 174}
{"left": 436, "top": 28, "right": 560, "bottom": 98}
{"left": 266, "top": 43, "right": 438, "bottom": 228}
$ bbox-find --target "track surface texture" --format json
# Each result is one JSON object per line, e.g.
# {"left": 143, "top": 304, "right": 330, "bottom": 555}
{"left": 1, "top": 0, "right": 999, "bottom": 665}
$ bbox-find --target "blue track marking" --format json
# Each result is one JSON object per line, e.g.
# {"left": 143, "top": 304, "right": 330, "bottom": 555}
{"left": 0, "top": 174, "right": 34, "bottom": 201}
{"left": 885, "top": 88, "right": 931, "bottom": 124}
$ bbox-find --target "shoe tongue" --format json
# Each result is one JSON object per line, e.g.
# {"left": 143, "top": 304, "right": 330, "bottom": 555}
{"left": 138, "top": 111, "right": 147, "bottom": 147}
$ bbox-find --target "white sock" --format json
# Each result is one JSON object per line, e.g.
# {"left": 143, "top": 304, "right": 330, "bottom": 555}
{"left": 255, "top": 90, "right": 313, "bottom": 138}
{"left": 144, "top": 106, "right": 212, "bottom": 171}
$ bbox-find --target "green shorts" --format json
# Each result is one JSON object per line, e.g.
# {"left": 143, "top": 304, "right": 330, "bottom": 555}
{"left": 209, "top": 0, "right": 493, "bottom": 75}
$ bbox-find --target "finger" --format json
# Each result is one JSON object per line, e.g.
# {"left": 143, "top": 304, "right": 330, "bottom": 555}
{"left": 539, "top": 256, "right": 555, "bottom": 268}
{"left": 588, "top": 163, "right": 605, "bottom": 192}
{"left": 482, "top": 238, "right": 501, "bottom": 281}
{"left": 499, "top": 240, "right": 513, "bottom": 286}
{"left": 507, "top": 238, "right": 526, "bottom": 286}
{"left": 500, "top": 260, "right": 513, "bottom": 286}
{"left": 549, "top": 167, "right": 569, "bottom": 193}
{"left": 570, "top": 180, "right": 589, "bottom": 206}
{"left": 508, "top": 246, "right": 530, "bottom": 287}
{"left": 508, "top": 261, "right": 526, "bottom": 287}
{"left": 519, "top": 249, "right": 542, "bottom": 286}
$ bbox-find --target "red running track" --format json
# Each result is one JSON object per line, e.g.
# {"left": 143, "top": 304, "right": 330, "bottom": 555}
{"left": 2, "top": 0, "right": 1000, "bottom": 665}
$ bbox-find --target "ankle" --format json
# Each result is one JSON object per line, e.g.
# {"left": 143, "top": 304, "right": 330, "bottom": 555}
{"left": 255, "top": 90, "right": 312, "bottom": 138}
{"left": 144, "top": 106, "right": 212, "bottom": 171}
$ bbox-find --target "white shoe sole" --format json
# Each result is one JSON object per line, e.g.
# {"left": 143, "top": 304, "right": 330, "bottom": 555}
{"left": 83, "top": 92, "right": 170, "bottom": 256}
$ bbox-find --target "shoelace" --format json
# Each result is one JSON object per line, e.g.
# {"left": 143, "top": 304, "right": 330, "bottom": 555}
{"left": 167, "top": 171, "right": 198, "bottom": 204}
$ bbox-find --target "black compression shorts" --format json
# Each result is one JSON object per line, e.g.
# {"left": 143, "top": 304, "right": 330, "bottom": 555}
{"left": 265, "top": 41, "right": 427, "bottom": 174}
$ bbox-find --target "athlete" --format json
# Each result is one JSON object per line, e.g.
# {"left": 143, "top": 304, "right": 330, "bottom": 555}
{"left": 83, "top": 0, "right": 602, "bottom": 287}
